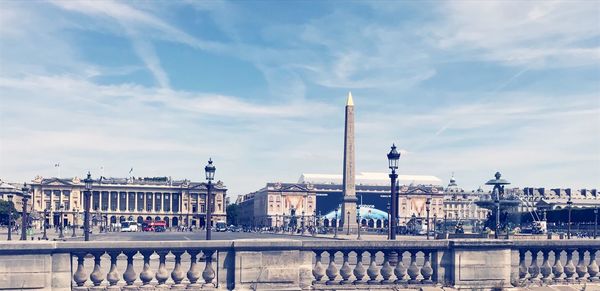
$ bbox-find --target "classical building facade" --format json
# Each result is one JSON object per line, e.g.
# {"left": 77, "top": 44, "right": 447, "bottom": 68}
{"left": 443, "top": 176, "right": 489, "bottom": 221}
{"left": 238, "top": 173, "right": 445, "bottom": 229}
{"left": 237, "top": 182, "right": 317, "bottom": 228}
{"left": 28, "top": 176, "right": 227, "bottom": 228}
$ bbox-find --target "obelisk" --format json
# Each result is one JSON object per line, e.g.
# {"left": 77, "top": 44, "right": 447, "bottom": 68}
{"left": 341, "top": 92, "right": 358, "bottom": 233}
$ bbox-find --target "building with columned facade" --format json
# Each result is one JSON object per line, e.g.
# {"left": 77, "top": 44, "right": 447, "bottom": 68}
{"left": 28, "top": 176, "right": 227, "bottom": 228}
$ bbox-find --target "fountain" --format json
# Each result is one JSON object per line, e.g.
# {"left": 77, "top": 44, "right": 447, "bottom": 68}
{"left": 475, "top": 172, "right": 520, "bottom": 239}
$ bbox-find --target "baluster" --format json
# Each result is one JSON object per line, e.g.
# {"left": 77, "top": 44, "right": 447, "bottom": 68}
{"left": 366, "top": 251, "right": 379, "bottom": 284}
{"left": 139, "top": 250, "right": 154, "bottom": 290}
{"left": 187, "top": 250, "right": 202, "bottom": 289}
{"left": 155, "top": 251, "right": 170, "bottom": 288}
{"left": 528, "top": 250, "right": 540, "bottom": 284}
{"left": 339, "top": 251, "right": 352, "bottom": 284}
{"left": 564, "top": 249, "right": 577, "bottom": 283}
{"left": 171, "top": 251, "right": 186, "bottom": 289}
{"left": 552, "top": 250, "right": 564, "bottom": 283}
{"left": 106, "top": 252, "right": 121, "bottom": 290}
{"left": 540, "top": 250, "right": 552, "bottom": 284}
{"left": 576, "top": 249, "right": 588, "bottom": 283}
{"left": 394, "top": 251, "right": 408, "bottom": 284}
{"left": 325, "top": 250, "right": 339, "bottom": 285}
{"left": 407, "top": 251, "right": 421, "bottom": 284}
{"left": 312, "top": 251, "right": 325, "bottom": 283}
{"left": 588, "top": 250, "right": 599, "bottom": 282}
{"left": 202, "top": 250, "right": 216, "bottom": 287}
{"left": 90, "top": 251, "right": 105, "bottom": 288}
{"left": 73, "top": 252, "right": 88, "bottom": 289}
{"left": 421, "top": 250, "right": 433, "bottom": 284}
{"left": 518, "top": 249, "right": 528, "bottom": 283}
{"left": 122, "top": 251, "right": 138, "bottom": 289}
{"left": 353, "top": 251, "right": 366, "bottom": 284}
{"left": 380, "top": 251, "right": 393, "bottom": 284}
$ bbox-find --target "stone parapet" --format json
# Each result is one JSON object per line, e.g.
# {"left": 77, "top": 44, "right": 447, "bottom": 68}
{"left": 0, "top": 239, "right": 599, "bottom": 290}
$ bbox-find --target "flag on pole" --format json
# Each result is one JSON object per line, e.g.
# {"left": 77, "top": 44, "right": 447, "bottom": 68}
{"left": 54, "top": 163, "right": 60, "bottom": 167}
{"left": 129, "top": 167, "right": 134, "bottom": 174}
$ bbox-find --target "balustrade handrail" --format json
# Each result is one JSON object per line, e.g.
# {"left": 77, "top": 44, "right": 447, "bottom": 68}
{"left": 512, "top": 239, "right": 600, "bottom": 249}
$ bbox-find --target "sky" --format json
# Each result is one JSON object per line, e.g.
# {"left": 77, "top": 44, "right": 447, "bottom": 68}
{"left": 0, "top": 1, "right": 599, "bottom": 197}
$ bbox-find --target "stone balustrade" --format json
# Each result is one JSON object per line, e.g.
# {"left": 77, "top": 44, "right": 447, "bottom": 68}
{"left": 513, "top": 240, "right": 600, "bottom": 286}
{"left": 0, "top": 239, "right": 599, "bottom": 290}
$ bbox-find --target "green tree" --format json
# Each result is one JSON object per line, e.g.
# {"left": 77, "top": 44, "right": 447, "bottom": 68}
{"left": 226, "top": 204, "right": 239, "bottom": 226}
{"left": 0, "top": 200, "right": 19, "bottom": 226}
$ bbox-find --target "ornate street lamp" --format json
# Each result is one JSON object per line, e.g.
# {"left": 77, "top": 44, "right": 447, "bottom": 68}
{"left": 426, "top": 197, "right": 431, "bottom": 240}
{"left": 58, "top": 204, "right": 64, "bottom": 239}
{"left": 567, "top": 193, "right": 573, "bottom": 239}
{"left": 346, "top": 211, "right": 351, "bottom": 235}
{"left": 42, "top": 208, "right": 48, "bottom": 240}
{"left": 20, "top": 183, "right": 30, "bottom": 241}
{"left": 485, "top": 172, "right": 510, "bottom": 239}
{"left": 387, "top": 144, "right": 400, "bottom": 240}
{"left": 204, "top": 158, "right": 216, "bottom": 241}
{"left": 83, "top": 172, "right": 93, "bottom": 241}
{"left": 7, "top": 193, "right": 13, "bottom": 241}
{"left": 334, "top": 206, "right": 339, "bottom": 239}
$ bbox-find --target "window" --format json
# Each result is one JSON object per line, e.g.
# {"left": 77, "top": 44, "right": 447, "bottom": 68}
{"left": 92, "top": 191, "right": 100, "bottom": 211}
{"left": 53, "top": 190, "right": 61, "bottom": 197}
{"left": 137, "top": 193, "right": 144, "bottom": 211}
{"left": 110, "top": 192, "right": 118, "bottom": 211}
{"left": 164, "top": 194, "right": 170, "bottom": 212}
{"left": 64, "top": 201, "right": 70, "bottom": 210}
{"left": 172, "top": 193, "right": 180, "bottom": 213}
{"left": 146, "top": 193, "right": 152, "bottom": 211}
{"left": 45, "top": 201, "right": 51, "bottom": 210}
{"left": 63, "top": 190, "right": 70, "bottom": 197}
{"left": 155, "top": 193, "right": 162, "bottom": 211}
{"left": 128, "top": 192, "right": 135, "bottom": 211}
{"left": 119, "top": 192, "right": 127, "bottom": 211}
{"left": 44, "top": 190, "right": 51, "bottom": 197}
{"left": 101, "top": 192, "right": 109, "bottom": 211}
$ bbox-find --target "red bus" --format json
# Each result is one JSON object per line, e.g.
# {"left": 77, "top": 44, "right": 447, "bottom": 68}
{"left": 142, "top": 220, "right": 167, "bottom": 232}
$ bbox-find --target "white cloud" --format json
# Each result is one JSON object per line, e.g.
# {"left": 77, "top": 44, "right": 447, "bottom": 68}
{"left": 430, "top": 1, "right": 600, "bottom": 67}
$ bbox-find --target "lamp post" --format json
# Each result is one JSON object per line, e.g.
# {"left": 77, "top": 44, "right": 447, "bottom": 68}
{"left": 42, "top": 208, "right": 48, "bottom": 240}
{"left": 594, "top": 207, "right": 598, "bottom": 239}
{"left": 444, "top": 213, "right": 447, "bottom": 234}
{"left": 301, "top": 211, "right": 305, "bottom": 235}
{"left": 334, "top": 206, "right": 339, "bottom": 239}
{"left": 426, "top": 197, "right": 431, "bottom": 240}
{"left": 567, "top": 193, "right": 573, "bottom": 239}
{"left": 433, "top": 213, "right": 437, "bottom": 238}
{"left": 205, "top": 158, "right": 216, "bottom": 241}
{"left": 83, "top": 172, "right": 93, "bottom": 241}
{"left": 7, "top": 193, "right": 13, "bottom": 241}
{"left": 387, "top": 144, "right": 400, "bottom": 240}
{"left": 58, "top": 204, "right": 64, "bottom": 239}
{"left": 485, "top": 172, "right": 510, "bottom": 239}
{"left": 71, "top": 208, "right": 78, "bottom": 238}
{"left": 386, "top": 202, "right": 391, "bottom": 239}
{"left": 357, "top": 205, "right": 361, "bottom": 240}
{"left": 346, "top": 211, "right": 351, "bottom": 235}
{"left": 21, "top": 184, "right": 30, "bottom": 241}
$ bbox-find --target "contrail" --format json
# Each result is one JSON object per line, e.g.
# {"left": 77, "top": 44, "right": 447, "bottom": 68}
{"left": 408, "top": 66, "right": 531, "bottom": 152}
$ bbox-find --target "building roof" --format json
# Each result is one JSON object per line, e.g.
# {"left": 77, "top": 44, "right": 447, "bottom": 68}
{"left": 298, "top": 172, "right": 442, "bottom": 186}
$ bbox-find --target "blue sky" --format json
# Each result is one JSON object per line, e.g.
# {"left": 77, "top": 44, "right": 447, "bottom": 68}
{"left": 1, "top": 1, "right": 599, "bottom": 196}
